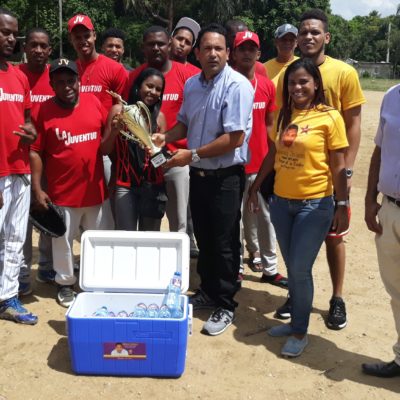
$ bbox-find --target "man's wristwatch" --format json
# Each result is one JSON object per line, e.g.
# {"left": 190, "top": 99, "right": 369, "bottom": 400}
{"left": 336, "top": 200, "right": 349, "bottom": 207}
{"left": 346, "top": 168, "right": 353, "bottom": 179}
{"left": 191, "top": 149, "right": 200, "bottom": 163}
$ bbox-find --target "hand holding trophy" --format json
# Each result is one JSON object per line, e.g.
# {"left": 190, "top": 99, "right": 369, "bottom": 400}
{"left": 107, "top": 90, "right": 167, "bottom": 168}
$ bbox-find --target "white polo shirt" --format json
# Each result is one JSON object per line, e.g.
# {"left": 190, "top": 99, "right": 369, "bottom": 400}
{"left": 375, "top": 84, "right": 400, "bottom": 199}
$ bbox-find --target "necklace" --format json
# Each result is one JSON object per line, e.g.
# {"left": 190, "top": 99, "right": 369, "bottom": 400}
{"left": 77, "top": 55, "right": 98, "bottom": 84}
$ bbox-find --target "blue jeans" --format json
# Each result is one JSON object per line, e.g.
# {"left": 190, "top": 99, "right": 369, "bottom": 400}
{"left": 270, "top": 195, "right": 334, "bottom": 334}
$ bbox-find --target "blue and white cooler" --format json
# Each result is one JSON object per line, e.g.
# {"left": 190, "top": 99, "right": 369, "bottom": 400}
{"left": 66, "top": 230, "right": 192, "bottom": 377}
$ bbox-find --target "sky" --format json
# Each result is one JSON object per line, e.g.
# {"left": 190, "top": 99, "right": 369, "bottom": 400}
{"left": 330, "top": 0, "right": 399, "bottom": 19}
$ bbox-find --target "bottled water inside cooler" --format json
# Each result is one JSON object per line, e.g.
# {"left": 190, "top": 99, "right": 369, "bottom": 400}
{"left": 134, "top": 303, "right": 147, "bottom": 318}
{"left": 147, "top": 304, "right": 159, "bottom": 318}
{"left": 164, "top": 271, "right": 182, "bottom": 318}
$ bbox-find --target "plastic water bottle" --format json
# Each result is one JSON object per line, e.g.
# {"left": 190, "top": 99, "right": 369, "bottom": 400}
{"left": 134, "top": 303, "right": 147, "bottom": 318}
{"left": 158, "top": 304, "right": 171, "bottom": 318}
{"left": 147, "top": 304, "right": 159, "bottom": 318}
{"left": 117, "top": 310, "right": 129, "bottom": 318}
{"left": 164, "top": 271, "right": 182, "bottom": 318}
{"left": 93, "top": 306, "right": 109, "bottom": 317}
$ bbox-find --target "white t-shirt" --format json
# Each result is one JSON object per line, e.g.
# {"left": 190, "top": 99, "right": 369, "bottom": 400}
{"left": 111, "top": 348, "right": 128, "bottom": 356}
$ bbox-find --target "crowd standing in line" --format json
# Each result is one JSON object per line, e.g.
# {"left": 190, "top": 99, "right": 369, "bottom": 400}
{"left": 0, "top": 5, "right": 399, "bottom": 377}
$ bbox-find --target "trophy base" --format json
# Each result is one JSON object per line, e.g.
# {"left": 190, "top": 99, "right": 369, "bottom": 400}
{"left": 151, "top": 151, "right": 168, "bottom": 168}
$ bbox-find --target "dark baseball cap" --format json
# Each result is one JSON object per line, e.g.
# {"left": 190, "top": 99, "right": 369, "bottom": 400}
{"left": 49, "top": 58, "right": 78, "bottom": 75}
{"left": 275, "top": 24, "right": 298, "bottom": 39}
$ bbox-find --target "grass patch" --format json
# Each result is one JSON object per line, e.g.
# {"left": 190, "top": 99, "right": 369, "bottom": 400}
{"left": 360, "top": 77, "right": 399, "bottom": 92}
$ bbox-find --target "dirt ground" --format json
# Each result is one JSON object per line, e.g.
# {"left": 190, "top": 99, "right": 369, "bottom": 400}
{"left": 1, "top": 90, "right": 399, "bottom": 400}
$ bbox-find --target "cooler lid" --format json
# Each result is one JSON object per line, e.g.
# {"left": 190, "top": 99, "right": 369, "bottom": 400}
{"left": 79, "top": 230, "right": 190, "bottom": 294}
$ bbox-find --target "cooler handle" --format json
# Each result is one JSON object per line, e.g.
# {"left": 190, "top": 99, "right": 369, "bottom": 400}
{"left": 188, "top": 303, "right": 193, "bottom": 336}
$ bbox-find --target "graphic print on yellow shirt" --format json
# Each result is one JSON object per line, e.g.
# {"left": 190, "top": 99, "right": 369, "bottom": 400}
{"left": 270, "top": 107, "right": 348, "bottom": 200}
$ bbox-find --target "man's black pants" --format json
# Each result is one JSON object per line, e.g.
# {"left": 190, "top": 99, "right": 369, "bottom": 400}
{"left": 189, "top": 165, "right": 245, "bottom": 311}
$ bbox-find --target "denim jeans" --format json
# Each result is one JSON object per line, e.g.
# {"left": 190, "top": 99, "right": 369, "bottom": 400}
{"left": 270, "top": 195, "right": 334, "bottom": 334}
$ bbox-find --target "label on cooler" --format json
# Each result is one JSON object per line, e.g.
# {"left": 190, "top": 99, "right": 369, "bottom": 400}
{"left": 103, "top": 342, "right": 147, "bottom": 359}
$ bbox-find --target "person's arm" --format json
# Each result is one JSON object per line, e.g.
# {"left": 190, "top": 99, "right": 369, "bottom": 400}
{"left": 329, "top": 148, "right": 349, "bottom": 234}
{"left": 247, "top": 138, "right": 276, "bottom": 212}
{"left": 151, "top": 121, "right": 188, "bottom": 148}
{"left": 364, "top": 145, "right": 382, "bottom": 234}
{"left": 30, "top": 150, "right": 50, "bottom": 209}
{"left": 165, "top": 130, "right": 245, "bottom": 168}
{"left": 0, "top": 192, "right": 3, "bottom": 209}
{"left": 13, "top": 109, "right": 37, "bottom": 145}
{"left": 265, "top": 111, "right": 274, "bottom": 138}
{"left": 156, "top": 111, "right": 167, "bottom": 134}
{"left": 343, "top": 105, "right": 361, "bottom": 190}
{"left": 101, "top": 104, "right": 123, "bottom": 155}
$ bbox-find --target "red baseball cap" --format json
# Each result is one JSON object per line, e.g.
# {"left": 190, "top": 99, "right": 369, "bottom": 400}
{"left": 67, "top": 14, "right": 94, "bottom": 32}
{"left": 233, "top": 31, "right": 260, "bottom": 49}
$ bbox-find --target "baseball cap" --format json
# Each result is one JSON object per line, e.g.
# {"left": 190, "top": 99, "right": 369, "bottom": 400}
{"left": 67, "top": 14, "right": 94, "bottom": 32}
{"left": 172, "top": 17, "right": 201, "bottom": 46}
{"left": 233, "top": 31, "right": 260, "bottom": 49}
{"left": 49, "top": 58, "right": 78, "bottom": 75}
{"left": 274, "top": 24, "right": 298, "bottom": 39}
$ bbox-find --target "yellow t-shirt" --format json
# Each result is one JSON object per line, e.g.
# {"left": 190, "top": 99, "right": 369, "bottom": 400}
{"left": 319, "top": 56, "right": 366, "bottom": 112}
{"left": 265, "top": 56, "right": 299, "bottom": 111}
{"left": 270, "top": 106, "right": 348, "bottom": 199}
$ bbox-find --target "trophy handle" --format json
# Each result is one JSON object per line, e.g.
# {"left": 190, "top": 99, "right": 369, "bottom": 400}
{"left": 136, "top": 101, "right": 153, "bottom": 134}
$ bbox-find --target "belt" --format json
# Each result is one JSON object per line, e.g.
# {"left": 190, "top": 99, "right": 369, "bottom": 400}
{"left": 190, "top": 165, "right": 243, "bottom": 178}
{"left": 387, "top": 195, "right": 400, "bottom": 208}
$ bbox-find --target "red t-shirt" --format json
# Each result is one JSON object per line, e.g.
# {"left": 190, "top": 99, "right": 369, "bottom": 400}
{"left": 17, "top": 64, "right": 54, "bottom": 122}
{"left": 124, "top": 61, "right": 198, "bottom": 151}
{"left": 0, "top": 63, "right": 32, "bottom": 177}
{"left": 184, "top": 62, "right": 201, "bottom": 76}
{"left": 32, "top": 93, "right": 107, "bottom": 207}
{"left": 245, "top": 73, "right": 276, "bottom": 174}
{"left": 76, "top": 54, "right": 128, "bottom": 112}
{"left": 256, "top": 61, "right": 268, "bottom": 78}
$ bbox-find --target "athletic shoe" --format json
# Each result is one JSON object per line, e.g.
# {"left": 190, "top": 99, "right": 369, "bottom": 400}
{"left": 362, "top": 361, "right": 400, "bottom": 378}
{"left": 281, "top": 335, "right": 308, "bottom": 357}
{"left": 189, "top": 289, "right": 217, "bottom": 310}
{"left": 18, "top": 281, "right": 33, "bottom": 296}
{"left": 327, "top": 297, "right": 347, "bottom": 330}
{"left": 275, "top": 295, "right": 291, "bottom": 319}
{"left": 36, "top": 268, "right": 56, "bottom": 283}
{"left": 267, "top": 323, "right": 293, "bottom": 337}
{"left": 260, "top": 273, "right": 289, "bottom": 289}
{"left": 57, "top": 285, "right": 76, "bottom": 308}
{"left": 0, "top": 296, "right": 38, "bottom": 325}
{"left": 202, "top": 307, "right": 235, "bottom": 336}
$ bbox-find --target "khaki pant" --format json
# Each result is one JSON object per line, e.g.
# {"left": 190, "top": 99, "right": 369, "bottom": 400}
{"left": 376, "top": 196, "right": 400, "bottom": 365}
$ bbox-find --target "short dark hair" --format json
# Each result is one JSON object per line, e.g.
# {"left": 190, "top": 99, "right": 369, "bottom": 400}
{"left": 172, "top": 27, "right": 195, "bottom": 44}
{"left": 225, "top": 19, "right": 247, "bottom": 36}
{"left": 102, "top": 27, "right": 126, "bottom": 44}
{"left": 300, "top": 9, "right": 328, "bottom": 32}
{"left": 196, "top": 23, "right": 227, "bottom": 49}
{"left": 0, "top": 7, "right": 15, "bottom": 18}
{"left": 143, "top": 25, "right": 169, "bottom": 42}
{"left": 26, "top": 27, "right": 50, "bottom": 44}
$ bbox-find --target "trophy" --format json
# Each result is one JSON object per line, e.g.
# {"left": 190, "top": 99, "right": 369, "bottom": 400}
{"left": 107, "top": 90, "right": 167, "bottom": 168}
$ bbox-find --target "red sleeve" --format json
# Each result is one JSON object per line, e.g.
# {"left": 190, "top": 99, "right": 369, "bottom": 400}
{"left": 256, "top": 61, "right": 268, "bottom": 78}
{"left": 112, "top": 64, "right": 128, "bottom": 96}
{"left": 17, "top": 67, "right": 32, "bottom": 111}
{"left": 266, "top": 79, "right": 277, "bottom": 112}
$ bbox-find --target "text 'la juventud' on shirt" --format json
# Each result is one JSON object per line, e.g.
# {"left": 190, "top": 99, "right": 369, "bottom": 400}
{"left": 77, "top": 54, "right": 128, "bottom": 112}
{"left": 0, "top": 63, "right": 31, "bottom": 178}
{"left": 270, "top": 106, "right": 348, "bottom": 200}
{"left": 124, "top": 61, "right": 200, "bottom": 152}
{"left": 17, "top": 63, "right": 54, "bottom": 122}
{"left": 245, "top": 73, "right": 276, "bottom": 175}
{"left": 32, "top": 93, "right": 108, "bottom": 208}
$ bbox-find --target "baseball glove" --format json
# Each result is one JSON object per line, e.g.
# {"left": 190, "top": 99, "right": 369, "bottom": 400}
{"left": 29, "top": 202, "right": 66, "bottom": 238}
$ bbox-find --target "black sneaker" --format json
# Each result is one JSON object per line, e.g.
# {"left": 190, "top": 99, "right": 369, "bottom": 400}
{"left": 189, "top": 289, "right": 217, "bottom": 310}
{"left": 274, "top": 295, "right": 291, "bottom": 319}
{"left": 327, "top": 296, "right": 347, "bottom": 330}
{"left": 57, "top": 285, "right": 76, "bottom": 308}
{"left": 260, "top": 273, "right": 289, "bottom": 289}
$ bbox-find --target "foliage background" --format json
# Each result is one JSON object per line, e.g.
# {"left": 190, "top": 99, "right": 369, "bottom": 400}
{"left": 3, "top": 0, "right": 400, "bottom": 74}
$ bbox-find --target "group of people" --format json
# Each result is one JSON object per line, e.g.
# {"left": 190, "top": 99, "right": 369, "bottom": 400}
{"left": 0, "top": 5, "right": 399, "bottom": 377}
